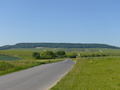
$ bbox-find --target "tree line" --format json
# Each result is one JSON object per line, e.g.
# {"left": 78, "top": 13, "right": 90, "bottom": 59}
{"left": 80, "top": 53, "right": 109, "bottom": 57}
{"left": 0, "top": 43, "right": 119, "bottom": 50}
{"left": 32, "top": 51, "right": 77, "bottom": 59}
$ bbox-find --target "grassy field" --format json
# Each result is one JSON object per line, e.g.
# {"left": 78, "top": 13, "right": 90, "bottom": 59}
{"left": 1, "top": 49, "right": 120, "bottom": 89}
{"left": 0, "top": 50, "right": 33, "bottom": 59}
{"left": 0, "top": 59, "right": 63, "bottom": 76}
{"left": 50, "top": 57, "right": 120, "bottom": 90}
{"left": 0, "top": 55, "right": 21, "bottom": 61}
{"left": 0, "top": 50, "right": 64, "bottom": 76}
{"left": 9, "top": 48, "right": 120, "bottom": 53}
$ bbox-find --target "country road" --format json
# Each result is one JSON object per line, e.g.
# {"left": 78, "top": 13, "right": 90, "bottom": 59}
{"left": 0, "top": 59, "right": 75, "bottom": 90}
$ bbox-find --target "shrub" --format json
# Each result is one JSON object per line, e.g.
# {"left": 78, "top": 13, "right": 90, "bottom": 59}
{"left": 32, "top": 52, "right": 41, "bottom": 59}
{"left": 0, "top": 61, "right": 14, "bottom": 71}
{"left": 55, "top": 51, "right": 66, "bottom": 58}
{"left": 56, "top": 51, "right": 66, "bottom": 55}
{"left": 41, "top": 51, "right": 56, "bottom": 59}
{"left": 68, "top": 53, "right": 77, "bottom": 58}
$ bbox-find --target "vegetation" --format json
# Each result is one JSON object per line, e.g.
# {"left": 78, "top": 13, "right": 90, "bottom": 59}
{"left": 80, "top": 53, "right": 109, "bottom": 57}
{"left": 56, "top": 51, "right": 66, "bottom": 56}
{"left": 0, "top": 43, "right": 119, "bottom": 50}
{"left": 51, "top": 57, "right": 120, "bottom": 90}
{"left": 0, "top": 55, "right": 21, "bottom": 61}
{"left": 1, "top": 48, "right": 120, "bottom": 90}
{"left": 0, "top": 50, "right": 64, "bottom": 76}
{"left": 8, "top": 48, "right": 120, "bottom": 53}
{"left": 0, "top": 50, "right": 34, "bottom": 61}
{"left": 0, "top": 61, "right": 14, "bottom": 71}
{"left": 0, "top": 59, "right": 63, "bottom": 76}
{"left": 32, "top": 52, "right": 41, "bottom": 59}
{"left": 0, "top": 50, "right": 77, "bottom": 75}
{"left": 41, "top": 51, "right": 56, "bottom": 59}
{"left": 77, "top": 52, "right": 120, "bottom": 58}
{"left": 32, "top": 51, "right": 77, "bottom": 59}
{"left": 67, "top": 53, "right": 77, "bottom": 58}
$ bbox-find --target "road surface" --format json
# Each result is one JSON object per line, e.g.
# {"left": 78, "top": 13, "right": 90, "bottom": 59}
{"left": 0, "top": 59, "right": 75, "bottom": 90}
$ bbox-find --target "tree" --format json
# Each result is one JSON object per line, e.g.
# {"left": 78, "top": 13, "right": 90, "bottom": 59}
{"left": 41, "top": 51, "right": 55, "bottom": 59}
{"left": 56, "top": 51, "right": 66, "bottom": 58}
{"left": 56, "top": 51, "right": 66, "bottom": 55}
{"left": 32, "top": 52, "right": 40, "bottom": 59}
{"left": 68, "top": 53, "right": 77, "bottom": 58}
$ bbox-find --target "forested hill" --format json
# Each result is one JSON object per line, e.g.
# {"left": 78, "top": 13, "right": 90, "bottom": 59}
{"left": 0, "top": 43, "right": 120, "bottom": 50}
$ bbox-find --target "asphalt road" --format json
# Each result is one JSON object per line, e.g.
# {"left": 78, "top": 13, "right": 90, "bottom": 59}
{"left": 0, "top": 59, "right": 75, "bottom": 90}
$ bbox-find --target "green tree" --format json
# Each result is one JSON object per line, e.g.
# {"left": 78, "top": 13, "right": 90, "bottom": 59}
{"left": 56, "top": 51, "right": 66, "bottom": 58}
{"left": 41, "top": 51, "right": 55, "bottom": 59}
{"left": 56, "top": 51, "right": 66, "bottom": 55}
{"left": 68, "top": 53, "right": 77, "bottom": 58}
{"left": 32, "top": 52, "right": 40, "bottom": 59}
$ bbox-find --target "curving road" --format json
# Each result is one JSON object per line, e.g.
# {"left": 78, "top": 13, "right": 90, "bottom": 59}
{"left": 0, "top": 59, "right": 75, "bottom": 90}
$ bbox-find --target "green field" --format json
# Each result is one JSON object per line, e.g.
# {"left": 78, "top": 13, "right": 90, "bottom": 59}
{"left": 0, "top": 50, "right": 33, "bottom": 59}
{"left": 1, "top": 48, "right": 120, "bottom": 89}
{"left": 0, "top": 50, "right": 64, "bottom": 76}
{"left": 51, "top": 57, "right": 120, "bottom": 90}
{"left": 9, "top": 48, "right": 120, "bottom": 53}
{"left": 0, "top": 55, "right": 21, "bottom": 61}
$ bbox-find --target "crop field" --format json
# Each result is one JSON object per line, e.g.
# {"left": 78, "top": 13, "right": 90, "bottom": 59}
{"left": 0, "top": 50, "right": 33, "bottom": 59}
{"left": 51, "top": 57, "right": 120, "bottom": 90}
{"left": 0, "top": 55, "right": 21, "bottom": 61}
{"left": 9, "top": 48, "right": 120, "bottom": 53}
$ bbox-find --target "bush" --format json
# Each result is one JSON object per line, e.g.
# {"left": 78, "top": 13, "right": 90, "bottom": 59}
{"left": 40, "top": 62, "right": 46, "bottom": 64}
{"left": 56, "top": 51, "right": 66, "bottom": 55}
{"left": 0, "top": 61, "right": 14, "bottom": 71}
{"left": 41, "top": 51, "right": 56, "bottom": 59}
{"left": 80, "top": 53, "right": 109, "bottom": 57}
{"left": 56, "top": 51, "right": 66, "bottom": 58}
{"left": 68, "top": 53, "right": 77, "bottom": 58}
{"left": 32, "top": 52, "right": 41, "bottom": 59}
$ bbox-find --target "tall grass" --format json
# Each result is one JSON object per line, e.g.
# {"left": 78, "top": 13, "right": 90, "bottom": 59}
{"left": 51, "top": 57, "right": 120, "bottom": 90}
{"left": 0, "top": 59, "right": 63, "bottom": 76}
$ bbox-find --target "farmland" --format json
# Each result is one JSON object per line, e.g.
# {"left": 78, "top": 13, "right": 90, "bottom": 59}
{"left": 0, "top": 55, "right": 21, "bottom": 61}
{"left": 0, "top": 48, "right": 120, "bottom": 90}
{"left": 9, "top": 47, "right": 120, "bottom": 53}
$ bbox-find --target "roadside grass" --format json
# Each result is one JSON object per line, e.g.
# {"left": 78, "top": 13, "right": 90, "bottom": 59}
{"left": 0, "top": 59, "right": 63, "bottom": 76}
{"left": 50, "top": 57, "right": 120, "bottom": 90}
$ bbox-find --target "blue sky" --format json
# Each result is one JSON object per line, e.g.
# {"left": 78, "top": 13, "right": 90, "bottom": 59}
{"left": 0, "top": 0, "right": 120, "bottom": 47}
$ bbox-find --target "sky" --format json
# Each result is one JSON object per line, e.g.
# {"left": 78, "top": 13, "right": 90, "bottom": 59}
{"left": 0, "top": 0, "right": 120, "bottom": 47}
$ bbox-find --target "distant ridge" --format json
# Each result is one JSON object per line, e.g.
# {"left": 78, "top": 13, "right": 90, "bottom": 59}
{"left": 0, "top": 43, "right": 120, "bottom": 50}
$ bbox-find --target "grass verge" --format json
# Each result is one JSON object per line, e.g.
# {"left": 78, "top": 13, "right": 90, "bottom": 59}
{"left": 50, "top": 57, "right": 120, "bottom": 90}
{"left": 0, "top": 59, "right": 63, "bottom": 76}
